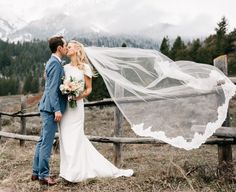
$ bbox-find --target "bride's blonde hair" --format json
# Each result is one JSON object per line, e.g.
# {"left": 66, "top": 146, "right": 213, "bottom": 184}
{"left": 69, "top": 40, "right": 87, "bottom": 70}
{"left": 69, "top": 40, "right": 98, "bottom": 77}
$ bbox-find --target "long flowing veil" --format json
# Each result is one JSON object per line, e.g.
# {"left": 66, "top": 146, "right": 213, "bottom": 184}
{"left": 85, "top": 47, "right": 236, "bottom": 150}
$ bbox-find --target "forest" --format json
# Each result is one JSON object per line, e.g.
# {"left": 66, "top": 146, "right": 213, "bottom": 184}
{"left": 0, "top": 17, "right": 235, "bottom": 101}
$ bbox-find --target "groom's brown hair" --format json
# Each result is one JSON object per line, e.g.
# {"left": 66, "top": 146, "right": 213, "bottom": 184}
{"left": 48, "top": 35, "right": 65, "bottom": 53}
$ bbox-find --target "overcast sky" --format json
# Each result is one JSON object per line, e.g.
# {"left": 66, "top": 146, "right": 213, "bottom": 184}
{"left": 1, "top": 0, "right": 235, "bottom": 39}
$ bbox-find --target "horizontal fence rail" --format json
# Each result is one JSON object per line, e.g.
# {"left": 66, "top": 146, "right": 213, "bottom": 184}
{"left": 0, "top": 131, "right": 235, "bottom": 145}
{"left": 1, "top": 126, "right": 236, "bottom": 141}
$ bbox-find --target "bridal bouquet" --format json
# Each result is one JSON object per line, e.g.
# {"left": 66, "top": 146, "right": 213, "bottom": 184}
{"left": 60, "top": 76, "right": 84, "bottom": 108}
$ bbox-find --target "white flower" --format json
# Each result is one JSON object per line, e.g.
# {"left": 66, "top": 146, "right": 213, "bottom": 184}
{"left": 60, "top": 76, "right": 84, "bottom": 97}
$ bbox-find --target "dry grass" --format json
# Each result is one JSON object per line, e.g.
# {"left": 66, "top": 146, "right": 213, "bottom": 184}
{"left": 1, "top": 140, "right": 236, "bottom": 192}
{"left": 0, "top": 95, "right": 236, "bottom": 191}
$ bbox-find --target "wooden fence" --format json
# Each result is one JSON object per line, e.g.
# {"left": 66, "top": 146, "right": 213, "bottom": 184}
{"left": 0, "top": 88, "right": 236, "bottom": 171}
{"left": 0, "top": 55, "right": 236, "bottom": 176}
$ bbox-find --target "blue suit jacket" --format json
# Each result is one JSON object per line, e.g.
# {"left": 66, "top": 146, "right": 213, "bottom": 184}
{"left": 39, "top": 55, "right": 67, "bottom": 114}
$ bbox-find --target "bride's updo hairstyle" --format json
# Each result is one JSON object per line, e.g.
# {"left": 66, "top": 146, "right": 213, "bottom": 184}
{"left": 69, "top": 40, "right": 87, "bottom": 70}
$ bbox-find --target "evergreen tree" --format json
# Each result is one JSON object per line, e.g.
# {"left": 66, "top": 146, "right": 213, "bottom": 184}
{"left": 121, "top": 42, "right": 127, "bottom": 47}
{"left": 31, "top": 78, "right": 39, "bottom": 93}
{"left": 0, "top": 77, "right": 18, "bottom": 95}
{"left": 88, "top": 74, "right": 110, "bottom": 101}
{"left": 227, "top": 28, "right": 236, "bottom": 53}
{"left": 215, "top": 16, "right": 227, "bottom": 37}
{"left": 23, "top": 75, "right": 33, "bottom": 94}
{"left": 189, "top": 39, "right": 202, "bottom": 62}
{"left": 160, "top": 36, "right": 170, "bottom": 57}
{"left": 214, "top": 16, "right": 230, "bottom": 56}
{"left": 228, "top": 54, "right": 236, "bottom": 75}
{"left": 170, "top": 36, "right": 189, "bottom": 60}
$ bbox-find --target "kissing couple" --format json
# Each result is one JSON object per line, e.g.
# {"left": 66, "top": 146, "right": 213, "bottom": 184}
{"left": 31, "top": 36, "right": 134, "bottom": 185}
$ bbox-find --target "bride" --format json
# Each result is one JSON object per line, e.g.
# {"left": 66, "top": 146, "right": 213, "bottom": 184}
{"left": 59, "top": 40, "right": 133, "bottom": 183}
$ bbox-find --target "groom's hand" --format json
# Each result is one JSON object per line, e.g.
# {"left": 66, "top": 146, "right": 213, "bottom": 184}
{"left": 54, "top": 111, "right": 62, "bottom": 122}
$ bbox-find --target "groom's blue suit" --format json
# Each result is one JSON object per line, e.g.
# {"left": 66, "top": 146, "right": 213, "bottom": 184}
{"left": 32, "top": 55, "right": 67, "bottom": 180}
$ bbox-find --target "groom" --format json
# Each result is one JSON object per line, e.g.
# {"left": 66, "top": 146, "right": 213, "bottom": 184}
{"left": 31, "top": 35, "right": 67, "bottom": 185}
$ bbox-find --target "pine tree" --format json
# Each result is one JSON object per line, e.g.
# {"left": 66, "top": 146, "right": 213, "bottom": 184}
{"left": 170, "top": 36, "right": 188, "bottom": 60}
{"left": 160, "top": 37, "right": 170, "bottom": 57}
{"left": 214, "top": 16, "right": 230, "bottom": 56}
{"left": 31, "top": 78, "right": 39, "bottom": 93}
{"left": 189, "top": 39, "right": 202, "bottom": 62}
{"left": 23, "top": 75, "right": 33, "bottom": 94}
{"left": 121, "top": 42, "right": 127, "bottom": 47}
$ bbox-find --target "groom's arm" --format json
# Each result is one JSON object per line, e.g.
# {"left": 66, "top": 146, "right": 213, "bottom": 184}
{"left": 48, "top": 61, "right": 62, "bottom": 113}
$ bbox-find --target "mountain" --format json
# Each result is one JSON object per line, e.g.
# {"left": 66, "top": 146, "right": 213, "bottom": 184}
{"left": 3, "top": 13, "right": 112, "bottom": 42}
{"left": 0, "top": 8, "right": 195, "bottom": 43}
{"left": 0, "top": 12, "right": 170, "bottom": 43}
{"left": 0, "top": 13, "right": 27, "bottom": 41}
{"left": 0, "top": 18, "right": 14, "bottom": 40}
{"left": 0, "top": 11, "right": 197, "bottom": 44}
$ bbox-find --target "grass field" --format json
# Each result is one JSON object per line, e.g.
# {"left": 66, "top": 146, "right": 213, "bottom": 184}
{"left": 0, "top": 95, "right": 236, "bottom": 192}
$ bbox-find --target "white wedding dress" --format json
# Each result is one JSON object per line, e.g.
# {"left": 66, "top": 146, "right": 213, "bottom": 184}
{"left": 59, "top": 64, "right": 133, "bottom": 183}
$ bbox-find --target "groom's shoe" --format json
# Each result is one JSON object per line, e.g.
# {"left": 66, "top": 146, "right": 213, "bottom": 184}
{"left": 31, "top": 175, "right": 39, "bottom": 181}
{"left": 39, "top": 177, "right": 57, "bottom": 186}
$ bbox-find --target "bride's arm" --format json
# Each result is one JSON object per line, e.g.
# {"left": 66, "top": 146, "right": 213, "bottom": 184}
{"left": 76, "top": 75, "right": 92, "bottom": 100}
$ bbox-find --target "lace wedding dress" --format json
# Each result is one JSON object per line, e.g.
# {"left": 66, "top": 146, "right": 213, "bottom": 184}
{"left": 59, "top": 64, "right": 133, "bottom": 182}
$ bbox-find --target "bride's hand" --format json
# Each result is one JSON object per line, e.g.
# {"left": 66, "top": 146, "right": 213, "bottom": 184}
{"left": 76, "top": 95, "right": 83, "bottom": 100}
{"left": 77, "top": 87, "right": 92, "bottom": 100}
{"left": 217, "top": 79, "right": 225, "bottom": 86}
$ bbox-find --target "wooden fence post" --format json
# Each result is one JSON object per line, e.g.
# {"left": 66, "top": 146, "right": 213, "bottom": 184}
{"left": 214, "top": 55, "right": 233, "bottom": 176}
{"left": 20, "top": 96, "right": 27, "bottom": 146}
{"left": 113, "top": 82, "right": 124, "bottom": 167}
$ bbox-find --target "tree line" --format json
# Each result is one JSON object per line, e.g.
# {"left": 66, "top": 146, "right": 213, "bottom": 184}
{"left": 160, "top": 17, "right": 236, "bottom": 73}
{"left": 0, "top": 17, "right": 235, "bottom": 100}
{"left": 0, "top": 35, "right": 158, "bottom": 98}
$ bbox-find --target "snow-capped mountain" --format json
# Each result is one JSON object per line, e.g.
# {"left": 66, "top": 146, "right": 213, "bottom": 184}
{"left": 0, "top": 12, "right": 186, "bottom": 42}
{"left": 0, "top": 18, "right": 13, "bottom": 39}
{"left": 0, "top": 14, "right": 27, "bottom": 41}
{"left": 3, "top": 13, "right": 113, "bottom": 42}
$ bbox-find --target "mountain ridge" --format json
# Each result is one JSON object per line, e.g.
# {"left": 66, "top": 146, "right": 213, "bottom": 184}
{"left": 0, "top": 13, "right": 178, "bottom": 43}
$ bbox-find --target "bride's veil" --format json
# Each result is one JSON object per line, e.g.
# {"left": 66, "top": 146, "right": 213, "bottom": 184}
{"left": 85, "top": 47, "right": 236, "bottom": 150}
